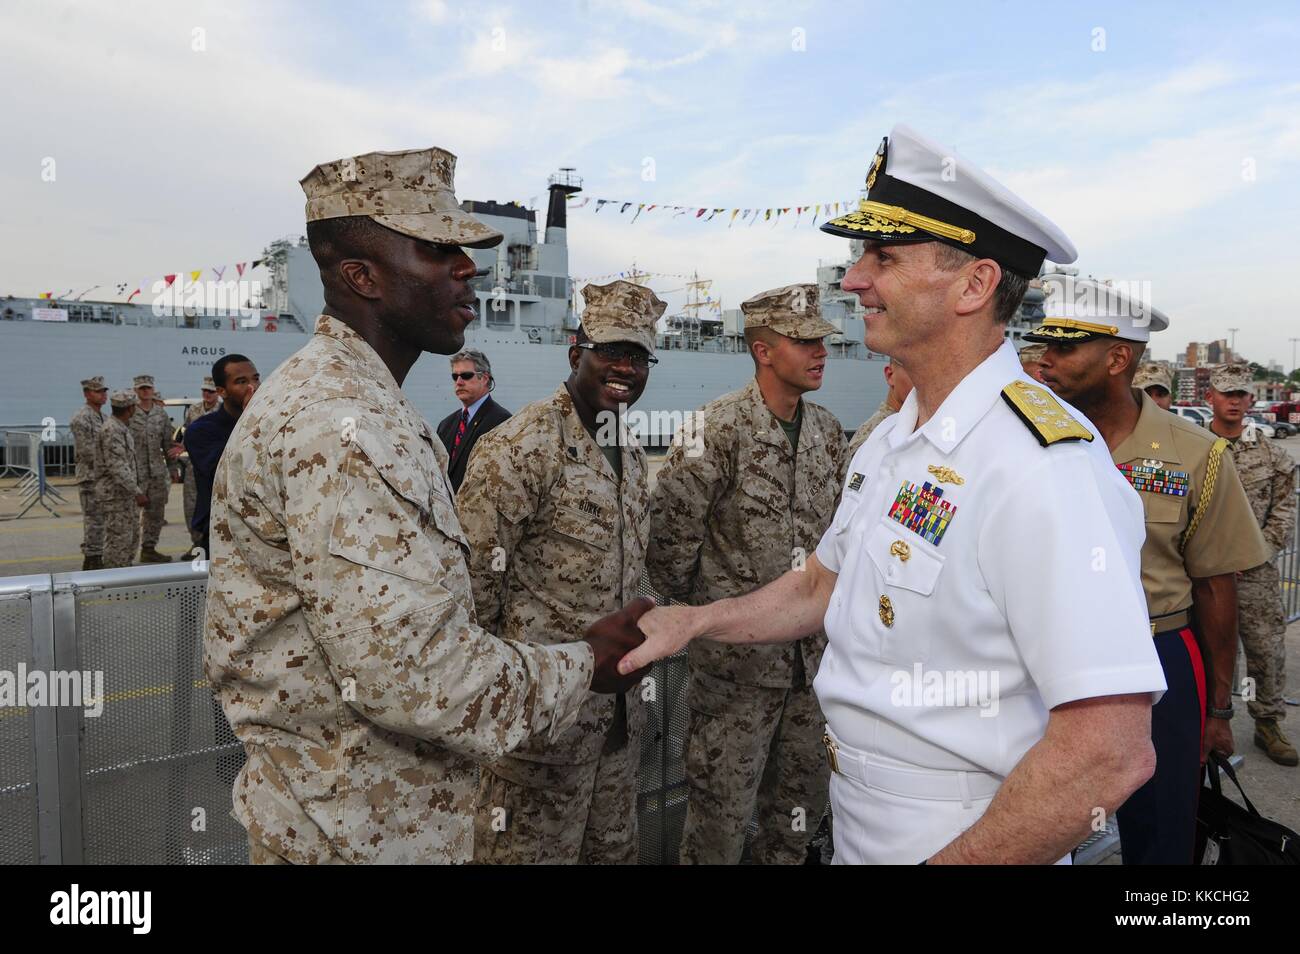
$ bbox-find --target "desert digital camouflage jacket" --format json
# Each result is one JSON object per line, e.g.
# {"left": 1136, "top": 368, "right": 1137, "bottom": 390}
{"left": 203, "top": 315, "right": 595, "bottom": 865}
{"left": 128, "top": 401, "right": 172, "bottom": 481}
{"left": 94, "top": 415, "right": 139, "bottom": 497}
{"left": 456, "top": 384, "right": 649, "bottom": 764}
{"left": 70, "top": 403, "right": 102, "bottom": 484}
{"left": 646, "top": 378, "right": 846, "bottom": 688}
{"left": 1227, "top": 426, "right": 1297, "bottom": 557}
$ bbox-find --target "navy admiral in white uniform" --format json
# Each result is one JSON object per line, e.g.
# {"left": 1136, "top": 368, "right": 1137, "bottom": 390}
{"left": 620, "top": 124, "right": 1167, "bottom": 864}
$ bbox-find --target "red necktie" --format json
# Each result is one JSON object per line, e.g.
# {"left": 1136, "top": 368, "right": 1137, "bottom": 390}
{"left": 452, "top": 409, "right": 468, "bottom": 455}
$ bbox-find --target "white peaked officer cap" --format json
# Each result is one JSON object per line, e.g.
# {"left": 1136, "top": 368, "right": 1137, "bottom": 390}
{"left": 822, "top": 124, "right": 1077, "bottom": 278}
{"left": 1023, "top": 275, "right": 1170, "bottom": 345}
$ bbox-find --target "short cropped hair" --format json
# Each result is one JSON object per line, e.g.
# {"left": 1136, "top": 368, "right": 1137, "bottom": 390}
{"left": 930, "top": 243, "right": 1030, "bottom": 325}
{"left": 212, "top": 353, "right": 252, "bottom": 388}
{"left": 305, "top": 215, "right": 394, "bottom": 269}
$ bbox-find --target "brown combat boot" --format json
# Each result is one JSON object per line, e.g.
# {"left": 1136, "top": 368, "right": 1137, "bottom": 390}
{"left": 139, "top": 546, "right": 172, "bottom": 564}
{"left": 82, "top": 555, "right": 101, "bottom": 571}
{"left": 1254, "top": 720, "right": 1299, "bottom": 767}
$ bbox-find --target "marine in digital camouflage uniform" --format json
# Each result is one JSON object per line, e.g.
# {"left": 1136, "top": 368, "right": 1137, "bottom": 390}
{"left": 1133, "top": 362, "right": 1174, "bottom": 411}
{"left": 646, "top": 283, "right": 846, "bottom": 865}
{"left": 95, "top": 390, "right": 144, "bottom": 569}
{"left": 1208, "top": 364, "right": 1297, "bottom": 766}
{"left": 182, "top": 377, "right": 219, "bottom": 545}
{"left": 70, "top": 376, "right": 109, "bottom": 570}
{"left": 459, "top": 280, "right": 664, "bottom": 864}
{"left": 129, "top": 374, "right": 174, "bottom": 562}
{"left": 847, "top": 358, "right": 913, "bottom": 463}
{"left": 204, "top": 147, "right": 648, "bottom": 865}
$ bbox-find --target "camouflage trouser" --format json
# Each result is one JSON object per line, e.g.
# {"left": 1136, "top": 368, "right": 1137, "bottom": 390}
{"left": 473, "top": 730, "right": 640, "bottom": 865}
{"left": 1239, "top": 562, "right": 1287, "bottom": 723}
{"left": 680, "top": 671, "right": 829, "bottom": 865}
{"left": 78, "top": 483, "right": 104, "bottom": 558}
{"left": 100, "top": 498, "right": 141, "bottom": 569}
{"left": 139, "top": 472, "right": 169, "bottom": 548}
{"left": 182, "top": 463, "right": 200, "bottom": 543}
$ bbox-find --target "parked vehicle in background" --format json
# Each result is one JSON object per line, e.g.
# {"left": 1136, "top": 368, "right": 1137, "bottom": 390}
{"left": 1173, "top": 406, "right": 1211, "bottom": 427}
{"left": 1244, "top": 415, "right": 1277, "bottom": 439}
{"left": 1257, "top": 401, "right": 1300, "bottom": 434}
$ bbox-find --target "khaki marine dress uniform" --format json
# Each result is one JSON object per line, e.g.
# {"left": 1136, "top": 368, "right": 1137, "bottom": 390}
{"left": 203, "top": 147, "right": 596, "bottom": 865}
{"left": 1109, "top": 392, "right": 1269, "bottom": 858}
{"left": 95, "top": 392, "right": 142, "bottom": 569}
{"left": 458, "top": 280, "right": 662, "bottom": 864}
{"left": 70, "top": 376, "right": 107, "bottom": 568}
{"left": 647, "top": 284, "right": 846, "bottom": 865}
{"left": 1026, "top": 281, "right": 1270, "bottom": 864}
{"left": 1109, "top": 390, "right": 1269, "bottom": 631}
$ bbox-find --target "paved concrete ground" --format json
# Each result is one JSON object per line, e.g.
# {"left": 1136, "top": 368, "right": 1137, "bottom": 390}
{"left": 0, "top": 476, "right": 195, "bottom": 575}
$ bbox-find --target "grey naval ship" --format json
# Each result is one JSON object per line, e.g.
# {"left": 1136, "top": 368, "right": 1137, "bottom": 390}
{"left": 0, "top": 169, "right": 1049, "bottom": 440}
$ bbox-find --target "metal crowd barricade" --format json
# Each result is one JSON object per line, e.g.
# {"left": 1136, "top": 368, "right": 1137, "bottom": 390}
{"left": 1282, "top": 481, "right": 1300, "bottom": 624}
{"left": 0, "top": 430, "right": 68, "bottom": 519}
{"left": 0, "top": 564, "right": 696, "bottom": 865}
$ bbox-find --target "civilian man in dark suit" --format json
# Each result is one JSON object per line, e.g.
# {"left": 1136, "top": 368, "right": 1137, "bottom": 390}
{"left": 437, "top": 348, "right": 511, "bottom": 492}
{"left": 184, "top": 353, "right": 260, "bottom": 559}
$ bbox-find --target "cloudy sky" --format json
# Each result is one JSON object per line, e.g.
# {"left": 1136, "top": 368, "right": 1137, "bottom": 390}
{"left": 3, "top": 0, "right": 1299, "bottom": 368}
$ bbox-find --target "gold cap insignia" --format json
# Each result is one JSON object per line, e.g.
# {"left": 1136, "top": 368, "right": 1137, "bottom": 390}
{"left": 866, "top": 139, "right": 886, "bottom": 190}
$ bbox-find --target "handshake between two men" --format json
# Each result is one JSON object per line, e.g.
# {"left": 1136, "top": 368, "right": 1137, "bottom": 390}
{"left": 583, "top": 596, "right": 711, "bottom": 693}
{"left": 584, "top": 559, "right": 829, "bottom": 694}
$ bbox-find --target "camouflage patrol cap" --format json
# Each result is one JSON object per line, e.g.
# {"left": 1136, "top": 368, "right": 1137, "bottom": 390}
{"left": 1018, "top": 343, "right": 1047, "bottom": 365}
{"left": 109, "top": 389, "right": 137, "bottom": 409}
{"left": 1210, "top": 363, "right": 1253, "bottom": 394}
{"left": 300, "top": 147, "right": 503, "bottom": 249}
{"left": 740, "top": 283, "right": 838, "bottom": 339}
{"left": 133, "top": 374, "right": 155, "bottom": 388}
{"left": 579, "top": 280, "right": 665, "bottom": 353}
{"left": 80, "top": 375, "right": 108, "bottom": 391}
{"left": 1133, "top": 362, "right": 1172, "bottom": 393}
{"left": 201, "top": 376, "right": 216, "bottom": 391}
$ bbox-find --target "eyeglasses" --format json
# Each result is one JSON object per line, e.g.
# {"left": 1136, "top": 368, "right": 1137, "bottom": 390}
{"left": 451, "top": 371, "right": 484, "bottom": 382}
{"left": 576, "top": 342, "right": 658, "bottom": 367}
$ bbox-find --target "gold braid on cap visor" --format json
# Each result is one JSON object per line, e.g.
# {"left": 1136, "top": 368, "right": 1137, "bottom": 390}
{"left": 836, "top": 200, "right": 977, "bottom": 245}
{"left": 1029, "top": 318, "right": 1121, "bottom": 340}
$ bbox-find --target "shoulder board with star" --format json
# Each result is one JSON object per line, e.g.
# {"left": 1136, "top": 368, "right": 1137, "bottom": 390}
{"left": 1000, "top": 380, "right": 1094, "bottom": 447}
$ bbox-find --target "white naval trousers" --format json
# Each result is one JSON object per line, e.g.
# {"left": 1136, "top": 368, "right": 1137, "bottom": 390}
{"left": 825, "top": 726, "right": 1072, "bottom": 865}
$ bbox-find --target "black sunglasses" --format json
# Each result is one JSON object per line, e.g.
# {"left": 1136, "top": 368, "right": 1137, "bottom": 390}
{"left": 576, "top": 342, "right": 658, "bottom": 368}
{"left": 451, "top": 371, "right": 484, "bottom": 382}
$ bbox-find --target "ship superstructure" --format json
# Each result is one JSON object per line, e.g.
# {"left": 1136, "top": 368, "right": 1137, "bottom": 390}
{"left": 1, "top": 169, "right": 888, "bottom": 440}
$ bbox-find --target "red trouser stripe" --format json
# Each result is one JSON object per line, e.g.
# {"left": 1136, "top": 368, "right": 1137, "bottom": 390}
{"left": 1179, "top": 627, "right": 1206, "bottom": 744}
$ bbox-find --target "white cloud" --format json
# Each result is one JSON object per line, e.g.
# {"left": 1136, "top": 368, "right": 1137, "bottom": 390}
{"left": 415, "top": 0, "right": 450, "bottom": 24}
